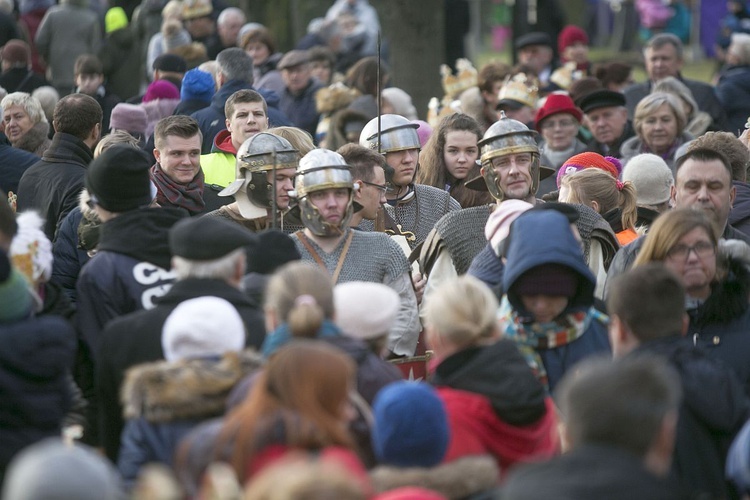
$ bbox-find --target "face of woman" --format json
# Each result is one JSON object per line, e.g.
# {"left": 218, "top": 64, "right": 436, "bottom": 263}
{"left": 245, "top": 41, "right": 270, "bottom": 66}
{"left": 663, "top": 227, "right": 716, "bottom": 300}
{"left": 641, "top": 103, "right": 679, "bottom": 154}
{"left": 540, "top": 112, "right": 579, "bottom": 151}
{"left": 443, "top": 130, "right": 478, "bottom": 180}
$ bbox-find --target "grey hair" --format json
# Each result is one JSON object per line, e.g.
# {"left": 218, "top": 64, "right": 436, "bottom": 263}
{"left": 1, "top": 92, "right": 47, "bottom": 124}
{"left": 31, "top": 86, "right": 59, "bottom": 124}
{"left": 218, "top": 7, "right": 245, "bottom": 26}
{"left": 172, "top": 248, "right": 245, "bottom": 280}
{"left": 634, "top": 91, "right": 687, "bottom": 137}
{"left": 730, "top": 33, "right": 750, "bottom": 66}
{"left": 217, "top": 47, "right": 254, "bottom": 83}
{"left": 652, "top": 76, "right": 698, "bottom": 120}
{"left": 644, "top": 33, "right": 683, "bottom": 60}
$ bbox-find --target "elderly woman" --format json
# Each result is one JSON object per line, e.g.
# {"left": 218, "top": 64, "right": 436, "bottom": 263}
{"left": 241, "top": 27, "right": 285, "bottom": 98}
{"left": 620, "top": 91, "right": 692, "bottom": 171}
{"left": 717, "top": 32, "right": 750, "bottom": 134}
{"left": 633, "top": 208, "right": 750, "bottom": 396}
{"left": 534, "top": 92, "right": 589, "bottom": 196}
{"left": 653, "top": 76, "right": 712, "bottom": 137}
{"left": 1, "top": 92, "right": 51, "bottom": 156}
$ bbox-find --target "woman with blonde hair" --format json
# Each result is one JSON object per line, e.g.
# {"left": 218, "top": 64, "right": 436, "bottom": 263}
{"left": 267, "top": 126, "right": 315, "bottom": 157}
{"left": 424, "top": 275, "right": 559, "bottom": 471}
{"left": 633, "top": 208, "right": 750, "bottom": 394}
{"left": 560, "top": 168, "right": 639, "bottom": 245}
{"left": 620, "top": 92, "right": 692, "bottom": 170}
{"left": 417, "top": 113, "right": 494, "bottom": 208}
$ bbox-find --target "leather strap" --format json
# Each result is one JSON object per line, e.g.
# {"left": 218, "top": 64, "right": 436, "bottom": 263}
{"left": 295, "top": 230, "right": 355, "bottom": 284}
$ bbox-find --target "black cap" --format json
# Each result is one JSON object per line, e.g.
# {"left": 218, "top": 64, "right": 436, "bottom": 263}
{"left": 169, "top": 216, "right": 258, "bottom": 261}
{"left": 246, "top": 229, "right": 300, "bottom": 274}
{"left": 576, "top": 89, "right": 626, "bottom": 114}
{"left": 85, "top": 145, "right": 153, "bottom": 212}
{"left": 496, "top": 99, "right": 524, "bottom": 111}
{"left": 153, "top": 53, "right": 187, "bottom": 73}
{"left": 515, "top": 32, "right": 553, "bottom": 51}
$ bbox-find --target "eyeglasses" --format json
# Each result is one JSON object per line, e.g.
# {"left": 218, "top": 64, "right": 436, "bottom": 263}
{"left": 361, "top": 180, "right": 388, "bottom": 194}
{"left": 666, "top": 241, "right": 715, "bottom": 261}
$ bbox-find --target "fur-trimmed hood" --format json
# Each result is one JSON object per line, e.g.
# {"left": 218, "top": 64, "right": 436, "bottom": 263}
{"left": 121, "top": 349, "right": 263, "bottom": 423}
{"left": 12, "top": 121, "right": 51, "bottom": 156}
{"left": 370, "top": 455, "right": 499, "bottom": 499}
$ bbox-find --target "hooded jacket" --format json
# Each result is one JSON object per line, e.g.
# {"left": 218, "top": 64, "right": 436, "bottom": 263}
{"left": 200, "top": 129, "right": 237, "bottom": 188}
{"left": 191, "top": 79, "right": 291, "bottom": 154}
{"left": 0, "top": 132, "right": 40, "bottom": 195}
{"left": 730, "top": 180, "right": 750, "bottom": 238}
{"left": 631, "top": 336, "right": 749, "bottom": 498}
{"left": 501, "top": 210, "right": 611, "bottom": 392}
{"left": 431, "top": 339, "right": 560, "bottom": 471}
{"left": 716, "top": 64, "right": 750, "bottom": 134}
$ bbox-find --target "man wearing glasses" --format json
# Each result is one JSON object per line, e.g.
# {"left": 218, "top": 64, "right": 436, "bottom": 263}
{"left": 337, "top": 143, "right": 388, "bottom": 228}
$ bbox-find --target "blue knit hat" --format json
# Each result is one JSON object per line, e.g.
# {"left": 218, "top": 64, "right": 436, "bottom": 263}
{"left": 180, "top": 68, "right": 215, "bottom": 103}
{"left": 372, "top": 381, "right": 449, "bottom": 468}
{"left": 0, "top": 248, "right": 33, "bottom": 324}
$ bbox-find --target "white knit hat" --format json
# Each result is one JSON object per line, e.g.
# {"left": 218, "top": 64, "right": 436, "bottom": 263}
{"left": 484, "top": 199, "right": 534, "bottom": 257}
{"left": 622, "top": 153, "right": 674, "bottom": 206}
{"left": 334, "top": 281, "right": 399, "bottom": 340}
{"left": 162, "top": 296, "right": 246, "bottom": 362}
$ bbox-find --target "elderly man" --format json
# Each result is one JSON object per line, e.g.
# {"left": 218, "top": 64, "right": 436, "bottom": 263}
{"left": 514, "top": 32, "right": 558, "bottom": 89}
{"left": 216, "top": 7, "right": 246, "bottom": 51}
{"left": 577, "top": 89, "right": 635, "bottom": 158}
{"left": 96, "top": 215, "right": 264, "bottom": 461}
{"left": 291, "top": 148, "right": 420, "bottom": 357}
{"left": 205, "top": 131, "right": 300, "bottom": 232}
{"left": 16, "top": 93, "right": 100, "bottom": 239}
{"left": 624, "top": 33, "right": 729, "bottom": 132}
{"left": 1, "top": 92, "right": 50, "bottom": 156}
{"left": 277, "top": 50, "right": 324, "bottom": 140}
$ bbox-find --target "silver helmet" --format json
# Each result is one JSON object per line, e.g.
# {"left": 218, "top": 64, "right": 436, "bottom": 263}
{"left": 296, "top": 148, "right": 354, "bottom": 236}
{"left": 359, "top": 114, "right": 420, "bottom": 153}
{"left": 218, "top": 133, "right": 299, "bottom": 218}
{"left": 477, "top": 113, "right": 541, "bottom": 201}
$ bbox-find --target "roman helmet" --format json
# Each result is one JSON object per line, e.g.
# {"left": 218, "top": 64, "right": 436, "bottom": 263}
{"left": 476, "top": 113, "right": 541, "bottom": 202}
{"left": 359, "top": 114, "right": 420, "bottom": 189}
{"left": 295, "top": 148, "right": 354, "bottom": 236}
{"left": 218, "top": 132, "right": 299, "bottom": 219}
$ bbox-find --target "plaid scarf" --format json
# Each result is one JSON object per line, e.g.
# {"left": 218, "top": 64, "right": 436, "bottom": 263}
{"left": 498, "top": 296, "right": 608, "bottom": 391}
{"left": 150, "top": 164, "right": 206, "bottom": 215}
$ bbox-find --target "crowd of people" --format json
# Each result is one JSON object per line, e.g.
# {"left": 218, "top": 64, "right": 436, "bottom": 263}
{"left": 5, "top": 0, "right": 750, "bottom": 498}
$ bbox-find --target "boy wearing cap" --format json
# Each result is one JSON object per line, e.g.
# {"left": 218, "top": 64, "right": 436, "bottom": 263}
{"left": 577, "top": 89, "right": 634, "bottom": 158}
{"left": 278, "top": 49, "right": 324, "bottom": 141}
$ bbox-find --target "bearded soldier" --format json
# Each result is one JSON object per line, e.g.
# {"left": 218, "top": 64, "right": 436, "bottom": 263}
{"left": 205, "top": 132, "right": 302, "bottom": 232}
{"left": 358, "top": 114, "right": 461, "bottom": 250}
{"left": 291, "top": 148, "right": 420, "bottom": 356}
{"left": 419, "top": 113, "right": 554, "bottom": 300}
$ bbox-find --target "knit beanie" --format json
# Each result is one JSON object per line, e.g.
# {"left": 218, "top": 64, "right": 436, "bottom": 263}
{"left": 372, "top": 381, "right": 449, "bottom": 468}
{"left": 413, "top": 120, "right": 433, "bottom": 148}
{"left": 556, "top": 151, "right": 622, "bottom": 188}
{"left": 245, "top": 229, "right": 300, "bottom": 274}
{"left": 162, "top": 296, "right": 246, "bottom": 362}
{"left": 558, "top": 25, "right": 589, "bottom": 55}
{"left": 104, "top": 7, "right": 128, "bottom": 34}
{"left": 382, "top": 88, "right": 418, "bottom": 121}
{"left": 0, "top": 248, "right": 32, "bottom": 323}
{"left": 109, "top": 103, "right": 148, "bottom": 134}
{"left": 162, "top": 19, "right": 192, "bottom": 53}
{"left": 485, "top": 199, "right": 534, "bottom": 257}
{"left": 513, "top": 263, "right": 579, "bottom": 298}
{"left": 334, "top": 282, "right": 399, "bottom": 340}
{"left": 143, "top": 80, "right": 180, "bottom": 102}
{"left": 180, "top": 68, "right": 215, "bottom": 103}
{"left": 9, "top": 211, "right": 52, "bottom": 287}
{"left": 621, "top": 153, "right": 674, "bottom": 206}
{"left": 85, "top": 145, "right": 153, "bottom": 212}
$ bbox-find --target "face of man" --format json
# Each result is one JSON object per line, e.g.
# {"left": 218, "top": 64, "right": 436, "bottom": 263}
{"left": 185, "top": 16, "right": 214, "bottom": 39}
{"left": 645, "top": 43, "right": 683, "bottom": 81}
{"left": 308, "top": 187, "right": 350, "bottom": 226}
{"left": 481, "top": 80, "right": 504, "bottom": 108}
{"left": 482, "top": 152, "right": 534, "bottom": 201}
{"left": 272, "top": 168, "right": 296, "bottom": 210}
{"left": 282, "top": 63, "right": 312, "bottom": 94}
{"left": 563, "top": 43, "right": 589, "bottom": 65}
{"left": 501, "top": 105, "right": 535, "bottom": 126}
{"left": 75, "top": 73, "right": 104, "bottom": 96}
{"left": 384, "top": 148, "right": 419, "bottom": 188}
{"left": 355, "top": 165, "right": 387, "bottom": 220}
{"left": 218, "top": 14, "right": 243, "bottom": 47}
{"left": 672, "top": 158, "right": 735, "bottom": 228}
{"left": 227, "top": 101, "right": 269, "bottom": 151}
{"left": 584, "top": 106, "right": 628, "bottom": 146}
{"left": 3, "top": 104, "right": 33, "bottom": 143}
{"left": 154, "top": 134, "right": 202, "bottom": 185}
{"left": 518, "top": 45, "right": 553, "bottom": 75}
{"left": 310, "top": 60, "right": 332, "bottom": 85}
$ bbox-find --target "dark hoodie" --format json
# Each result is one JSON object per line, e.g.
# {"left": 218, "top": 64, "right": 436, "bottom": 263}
{"left": 501, "top": 210, "right": 611, "bottom": 392}
{"left": 631, "top": 337, "right": 750, "bottom": 498}
{"left": 730, "top": 180, "right": 750, "bottom": 238}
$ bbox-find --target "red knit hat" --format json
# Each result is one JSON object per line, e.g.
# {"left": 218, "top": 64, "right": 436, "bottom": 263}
{"left": 558, "top": 25, "right": 589, "bottom": 55}
{"left": 534, "top": 92, "right": 583, "bottom": 131}
{"left": 556, "top": 152, "right": 622, "bottom": 187}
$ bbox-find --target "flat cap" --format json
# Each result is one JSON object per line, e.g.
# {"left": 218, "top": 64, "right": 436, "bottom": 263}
{"left": 169, "top": 216, "right": 257, "bottom": 260}
{"left": 277, "top": 50, "right": 309, "bottom": 70}
{"left": 576, "top": 89, "right": 626, "bottom": 114}
{"left": 515, "top": 32, "right": 553, "bottom": 51}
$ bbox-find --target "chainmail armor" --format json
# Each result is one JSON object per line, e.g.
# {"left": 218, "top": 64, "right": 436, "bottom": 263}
{"left": 292, "top": 229, "right": 409, "bottom": 283}
{"left": 203, "top": 206, "right": 304, "bottom": 234}
{"left": 359, "top": 184, "right": 461, "bottom": 249}
{"left": 571, "top": 203, "right": 619, "bottom": 268}
{"left": 432, "top": 205, "right": 493, "bottom": 275}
